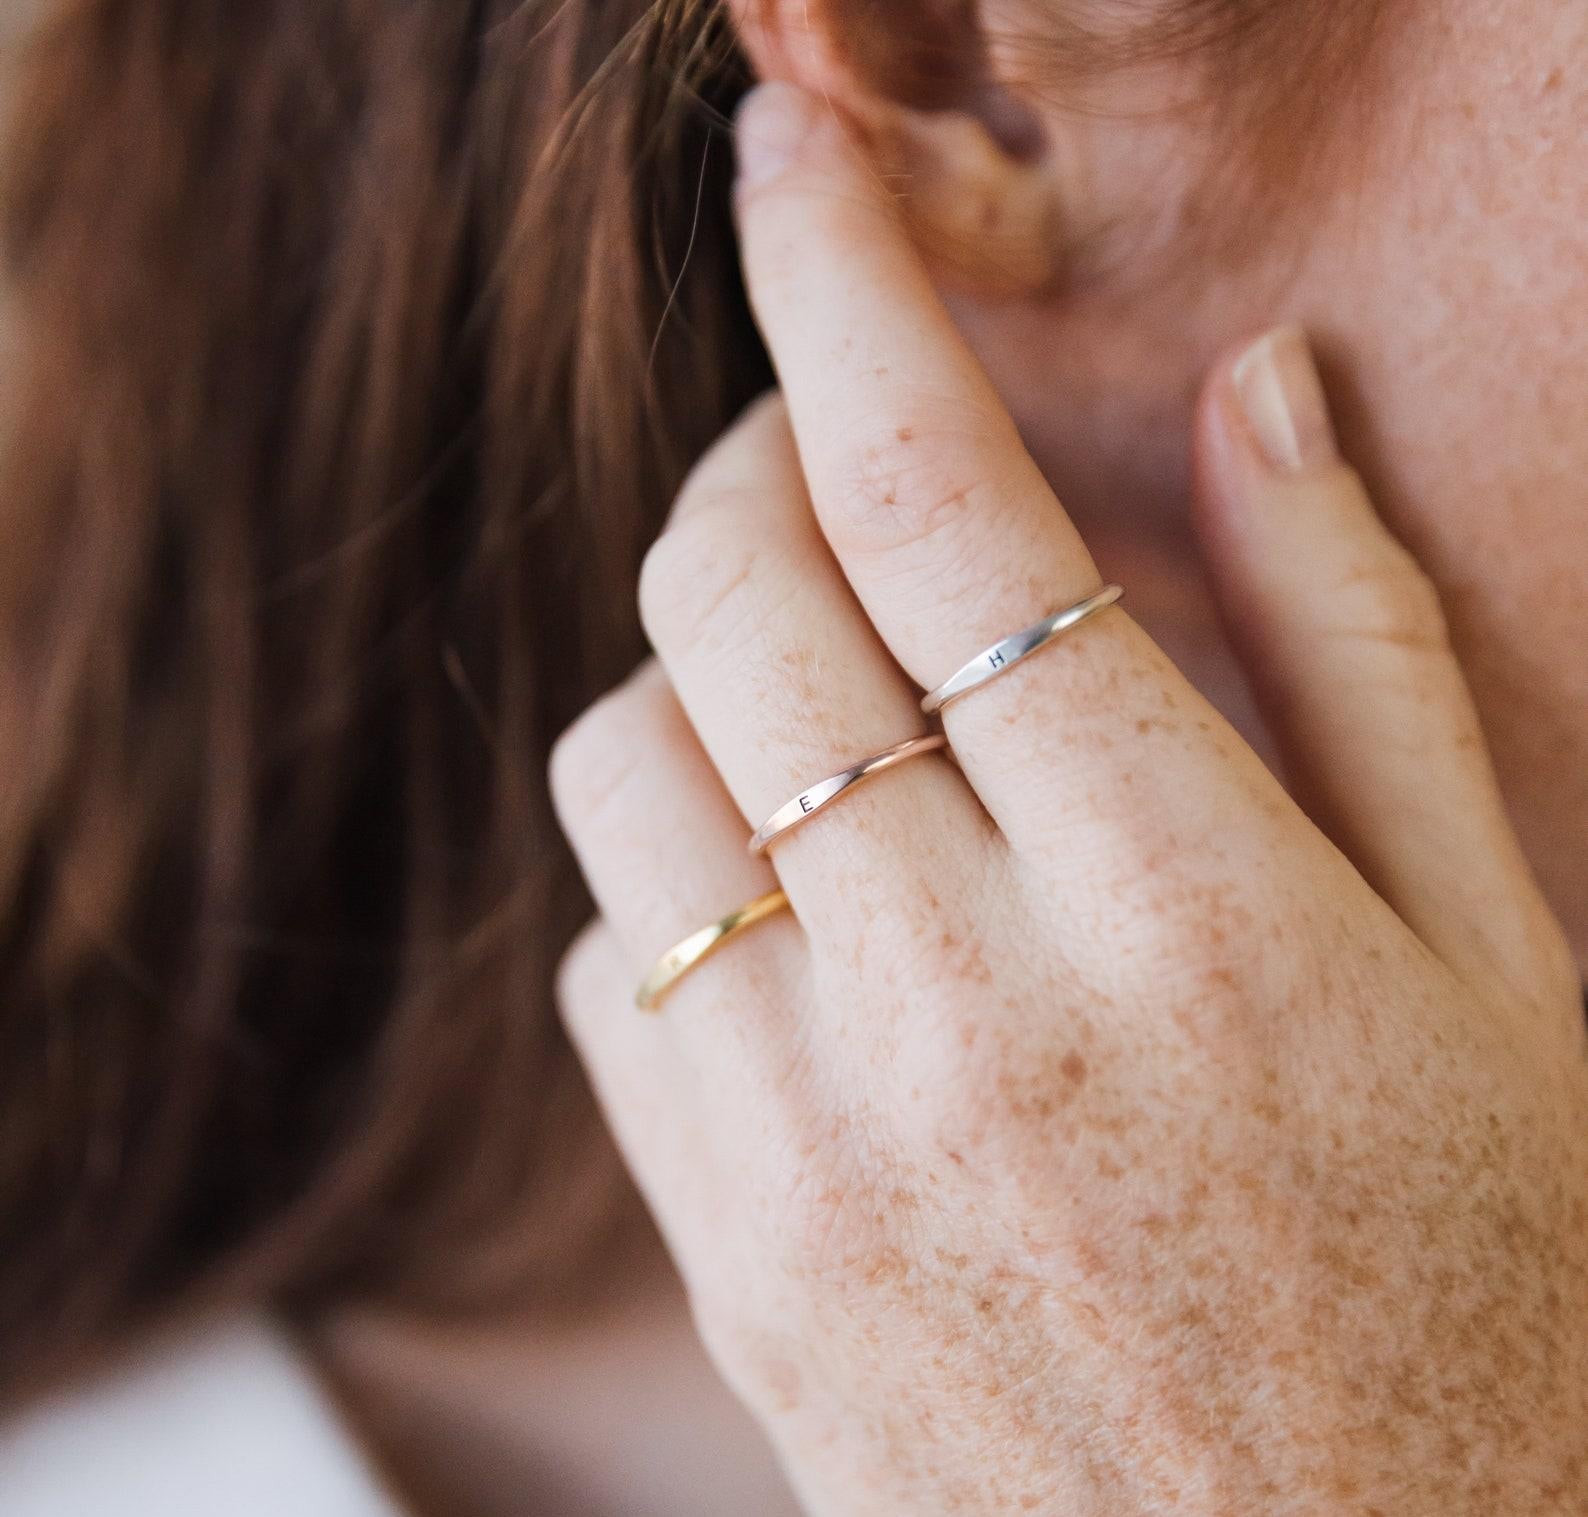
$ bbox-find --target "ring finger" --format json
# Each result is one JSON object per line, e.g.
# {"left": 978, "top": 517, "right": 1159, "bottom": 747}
{"left": 549, "top": 659, "right": 803, "bottom": 1022}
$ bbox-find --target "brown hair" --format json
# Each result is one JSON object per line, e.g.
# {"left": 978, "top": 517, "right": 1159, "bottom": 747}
{"left": 0, "top": 0, "right": 1378, "bottom": 1405}
{"left": 0, "top": 0, "right": 769, "bottom": 1403}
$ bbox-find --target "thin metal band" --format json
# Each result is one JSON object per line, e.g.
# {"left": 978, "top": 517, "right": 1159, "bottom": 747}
{"left": 748, "top": 733, "right": 948, "bottom": 854}
{"left": 920, "top": 584, "right": 1124, "bottom": 716}
{"left": 635, "top": 888, "right": 791, "bottom": 1012}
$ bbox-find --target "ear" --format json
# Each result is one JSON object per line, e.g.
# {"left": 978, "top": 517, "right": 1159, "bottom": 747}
{"left": 729, "top": 0, "right": 1063, "bottom": 296}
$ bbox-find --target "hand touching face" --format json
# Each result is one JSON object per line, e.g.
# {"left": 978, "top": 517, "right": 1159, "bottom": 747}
{"left": 941, "top": 0, "right": 1588, "bottom": 957}
{"left": 551, "top": 85, "right": 1588, "bottom": 1516}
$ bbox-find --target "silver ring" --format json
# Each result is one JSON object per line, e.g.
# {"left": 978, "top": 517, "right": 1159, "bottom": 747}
{"left": 749, "top": 734, "right": 948, "bottom": 854}
{"left": 920, "top": 584, "right": 1124, "bottom": 716}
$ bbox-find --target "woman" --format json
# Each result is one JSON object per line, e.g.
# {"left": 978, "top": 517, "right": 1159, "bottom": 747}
{"left": 1, "top": 0, "right": 1584, "bottom": 1510}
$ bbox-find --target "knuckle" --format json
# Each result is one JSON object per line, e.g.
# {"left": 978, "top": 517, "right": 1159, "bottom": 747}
{"left": 637, "top": 501, "right": 762, "bottom": 654}
{"left": 547, "top": 675, "right": 665, "bottom": 829}
{"left": 546, "top": 707, "right": 609, "bottom": 824}
{"left": 553, "top": 920, "right": 610, "bottom": 1030}
{"left": 822, "top": 404, "right": 1012, "bottom": 564}
{"left": 836, "top": 443, "right": 975, "bottom": 554}
{"left": 635, "top": 518, "right": 695, "bottom": 643}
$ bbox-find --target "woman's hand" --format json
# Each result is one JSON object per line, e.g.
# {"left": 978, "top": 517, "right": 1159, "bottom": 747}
{"left": 550, "top": 83, "right": 1588, "bottom": 1515}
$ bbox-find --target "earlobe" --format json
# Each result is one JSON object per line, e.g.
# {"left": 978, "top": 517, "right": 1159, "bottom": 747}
{"left": 730, "top": 0, "right": 1063, "bottom": 297}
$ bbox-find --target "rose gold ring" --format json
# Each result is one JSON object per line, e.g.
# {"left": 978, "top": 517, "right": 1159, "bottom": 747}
{"left": 748, "top": 734, "right": 948, "bottom": 854}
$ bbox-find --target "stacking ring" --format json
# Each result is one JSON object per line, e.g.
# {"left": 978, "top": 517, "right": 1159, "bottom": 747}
{"left": 635, "top": 889, "right": 791, "bottom": 1011}
{"left": 920, "top": 584, "right": 1124, "bottom": 716}
{"left": 748, "top": 734, "right": 948, "bottom": 854}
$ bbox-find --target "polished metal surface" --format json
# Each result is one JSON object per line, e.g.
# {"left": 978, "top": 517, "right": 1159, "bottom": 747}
{"left": 748, "top": 734, "right": 948, "bottom": 854}
{"left": 920, "top": 584, "right": 1124, "bottom": 716}
{"left": 635, "top": 889, "right": 792, "bottom": 1011}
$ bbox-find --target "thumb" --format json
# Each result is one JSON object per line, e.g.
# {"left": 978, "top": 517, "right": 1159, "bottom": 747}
{"left": 1191, "top": 326, "right": 1574, "bottom": 1005}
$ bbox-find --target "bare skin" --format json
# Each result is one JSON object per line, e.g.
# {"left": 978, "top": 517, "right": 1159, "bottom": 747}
{"left": 323, "top": 4, "right": 1588, "bottom": 1510}
{"left": 544, "top": 85, "right": 1587, "bottom": 1515}
{"left": 938, "top": 0, "right": 1588, "bottom": 959}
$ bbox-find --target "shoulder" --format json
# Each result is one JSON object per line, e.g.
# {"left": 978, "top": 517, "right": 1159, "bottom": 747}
{"left": 0, "top": 1316, "right": 405, "bottom": 1516}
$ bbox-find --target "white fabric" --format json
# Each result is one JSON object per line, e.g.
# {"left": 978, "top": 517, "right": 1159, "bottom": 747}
{"left": 0, "top": 1318, "right": 404, "bottom": 1517}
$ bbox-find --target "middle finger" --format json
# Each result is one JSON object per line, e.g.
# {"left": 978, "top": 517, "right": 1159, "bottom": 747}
{"left": 638, "top": 392, "right": 992, "bottom": 931}
{"left": 733, "top": 84, "right": 1282, "bottom": 875}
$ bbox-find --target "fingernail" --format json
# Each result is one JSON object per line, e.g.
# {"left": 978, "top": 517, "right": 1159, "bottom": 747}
{"left": 1231, "top": 325, "right": 1338, "bottom": 473}
{"left": 734, "top": 82, "right": 821, "bottom": 190}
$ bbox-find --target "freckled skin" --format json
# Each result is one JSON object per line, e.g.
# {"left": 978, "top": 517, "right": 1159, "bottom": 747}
{"left": 557, "top": 23, "right": 1588, "bottom": 1507}
{"left": 689, "top": 922, "right": 1588, "bottom": 1516}
{"left": 552, "top": 649, "right": 1586, "bottom": 1517}
{"left": 578, "top": 478, "right": 1588, "bottom": 1511}
{"left": 951, "top": 1, "right": 1588, "bottom": 963}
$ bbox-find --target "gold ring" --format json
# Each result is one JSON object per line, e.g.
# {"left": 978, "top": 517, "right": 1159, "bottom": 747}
{"left": 635, "top": 889, "right": 791, "bottom": 1011}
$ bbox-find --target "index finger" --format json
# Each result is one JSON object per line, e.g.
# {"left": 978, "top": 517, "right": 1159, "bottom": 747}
{"left": 731, "top": 83, "right": 1269, "bottom": 868}
{"left": 733, "top": 84, "right": 1099, "bottom": 651}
